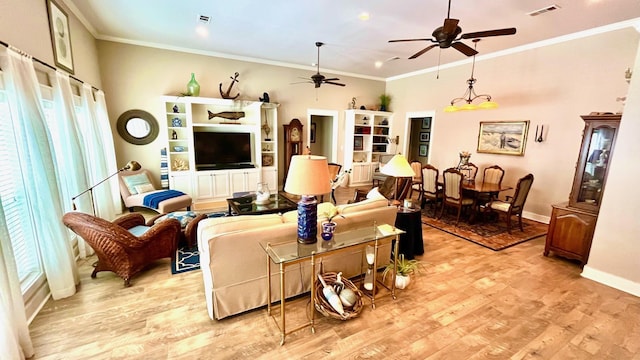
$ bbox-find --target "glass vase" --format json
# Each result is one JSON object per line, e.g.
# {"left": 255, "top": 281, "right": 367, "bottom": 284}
{"left": 187, "top": 73, "right": 200, "bottom": 97}
{"left": 255, "top": 182, "right": 270, "bottom": 204}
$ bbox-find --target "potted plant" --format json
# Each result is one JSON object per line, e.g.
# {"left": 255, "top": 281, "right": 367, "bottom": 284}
{"left": 320, "top": 207, "right": 342, "bottom": 240}
{"left": 378, "top": 93, "right": 392, "bottom": 112}
{"left": 382, "top": 254, "right": 419, "bottom": 289}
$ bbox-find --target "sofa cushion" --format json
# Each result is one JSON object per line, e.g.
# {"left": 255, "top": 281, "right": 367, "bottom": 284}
{"left": 134, "top": 183, "right": 155, "bottom": 194}
{"left": 201, "top": 213, "right": 283, "bottom": 235}
{"left": 366, "top": 187, "right": 386, "bottom": 200}
{"left": 282, "top": 202, "right": 336, "bottom": 223}
{"left": 336, "top": 198, "right": 389, "bottom": 214}
{"left": 122, "top": 173, "right": 152, "bottom": 195}
{"left": 153, "top": 211, "right": 199, "bottom": 228}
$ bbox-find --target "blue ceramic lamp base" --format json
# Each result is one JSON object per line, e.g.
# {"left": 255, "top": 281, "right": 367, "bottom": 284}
{"left": 297, "top": 195, "right": 318, "bottom": 244}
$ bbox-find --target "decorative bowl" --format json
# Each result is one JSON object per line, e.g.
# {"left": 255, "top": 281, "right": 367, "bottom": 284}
{"left": 172, "top": 118, "right": 182, "bottom": 127}
{"left": 173, "top": 146, "right": 185, "bottom": 152}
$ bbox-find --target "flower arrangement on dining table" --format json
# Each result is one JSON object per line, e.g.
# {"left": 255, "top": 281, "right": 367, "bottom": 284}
{"left": 458, "top": 151, "right": 471, "bottom": 168}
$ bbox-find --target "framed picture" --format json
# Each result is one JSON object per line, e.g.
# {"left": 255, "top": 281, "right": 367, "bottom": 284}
{"left": 419, "top": 144, "right": 428, "bottom": 157}
{"left": 354, "top": 136, "right": 364, "bottom": 151}
{"left": 477, "top": 120, "right": 530, "bottom": 156}
{"left": 46, "top": 0, "right": 74, "bottom": 74}
{"left": 421, "top": 117, "right": 431, "bottom": 129}
{"left": 310, "top": 122, "right": 316, "bottom": 143}
{"left": 420, "top": 132, "right": 430, "bottom": 142}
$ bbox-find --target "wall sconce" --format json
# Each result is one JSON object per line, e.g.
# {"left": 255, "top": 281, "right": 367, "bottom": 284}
{"left": 535, "top": 125, "right": 544, "bottom": 143}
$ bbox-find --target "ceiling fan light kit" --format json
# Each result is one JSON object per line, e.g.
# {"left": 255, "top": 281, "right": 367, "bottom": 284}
{"left": 444, "top": 39, "right": 497, "bottom": 113}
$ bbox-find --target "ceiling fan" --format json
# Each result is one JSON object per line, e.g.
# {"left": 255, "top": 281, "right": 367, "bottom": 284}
{"left": 299, "top": 42, "right": 345, "bottom": 88}
{"left": 388, "top": 0, "right": 516, "bottom": 59}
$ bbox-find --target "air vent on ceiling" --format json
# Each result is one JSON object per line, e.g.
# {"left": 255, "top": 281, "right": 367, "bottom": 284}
{"left": 198, "top": 15, "right": 211, "bottom": 24}
{"left": 527, "top": 4, "right": 561, "bottom": 17}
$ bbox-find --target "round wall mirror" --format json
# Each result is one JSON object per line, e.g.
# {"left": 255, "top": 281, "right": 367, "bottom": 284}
{"left": 116, "top": 109, "right": 159, "bottom": 145}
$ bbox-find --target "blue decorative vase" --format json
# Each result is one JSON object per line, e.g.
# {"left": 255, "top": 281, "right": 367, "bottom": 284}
{"left": 186, "top": 73, "right": 200, "bottom": 97}
{"left": 321, "top": 221, "right": 337, "bottom": 241}
{"left": 297, "top": 196, "right": 318, "bottom": 244}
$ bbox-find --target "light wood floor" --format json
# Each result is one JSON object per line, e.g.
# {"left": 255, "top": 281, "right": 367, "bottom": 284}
{"left": 29, "top": 187, "right": 640, "bottom": 359}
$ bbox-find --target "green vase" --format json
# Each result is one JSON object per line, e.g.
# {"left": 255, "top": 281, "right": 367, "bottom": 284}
{"left": 187, "top": 73, "right": 200, "bottom": 97}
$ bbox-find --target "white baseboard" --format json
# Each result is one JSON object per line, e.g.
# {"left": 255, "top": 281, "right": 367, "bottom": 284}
{"left": 523, "top": 211, "right": 549, "bottom": 224}
{"left": 581, "top": 266, "right": 640, "bottom": 297}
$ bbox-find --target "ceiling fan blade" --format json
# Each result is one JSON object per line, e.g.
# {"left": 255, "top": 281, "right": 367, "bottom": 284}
{"left": 291, "top": 80, "right": 313, "bottom": 85}
{"left": 389, "top": 38, "right": 432, "bottom": 43}
{"left": 324, "top": 81, "right": 346, "bottom": 87}
{"left": 451, "top": 41, "right": 478, "bottom": 56}
{"left": 442, "top": 18, "right": 459, "bottom": 34}
{"left": 323, "top": 78, "right": 340, "bottom": 81}
{"left": 461, "top": 27, "right": 517, "bottom": 39}
{"left": 409, "top": 44, "right": 438, "bottom": 59}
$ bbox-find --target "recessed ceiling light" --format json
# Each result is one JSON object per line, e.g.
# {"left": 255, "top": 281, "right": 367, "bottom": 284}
{"left": 358, "top": 12, "right": 370, "bottom": 21}
{"left": 196, "top": 25, "right": 209, "bottom": 37}
{"left": 375, "top": 61, "right": 383, "bottom": 68}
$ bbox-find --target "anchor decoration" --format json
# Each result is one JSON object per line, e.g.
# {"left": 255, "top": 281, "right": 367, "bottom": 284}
{"left": 219, "top": 72, "right": 240, "bottom": 99}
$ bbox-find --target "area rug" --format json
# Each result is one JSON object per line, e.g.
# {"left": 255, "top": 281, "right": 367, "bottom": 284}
{"left": 170, "top": 210, "right": 227, "bottom": 274}
{"left": 421, "top": 209, "right": 548, "bottom": 251}
{"left": 171, "top": 246, "right": 200, "bottom": 274}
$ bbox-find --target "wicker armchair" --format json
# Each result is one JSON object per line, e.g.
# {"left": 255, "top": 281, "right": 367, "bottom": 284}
{"left": 62, "top": 212, "right": 182, "bottom": 286}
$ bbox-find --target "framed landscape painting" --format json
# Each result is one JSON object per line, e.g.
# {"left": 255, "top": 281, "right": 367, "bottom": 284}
{"left": 477, "top": 120, "right": 529, "bottom": 156}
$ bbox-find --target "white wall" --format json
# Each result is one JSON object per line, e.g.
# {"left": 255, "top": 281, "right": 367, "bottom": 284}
{"left": 582, "top": 40, "right": 640, "bottom": 296}
{"left": 96, "top": 41, "right": 385, "bottom": 187}
{"left": 387, "top": 28, "right": 639, "bottom": 219}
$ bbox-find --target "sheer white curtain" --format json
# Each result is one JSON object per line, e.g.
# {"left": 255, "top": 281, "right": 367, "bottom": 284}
{"left": 0, "top": 48, "right": 77, "bottom": 299}
{"left": 0, "top": 203, "right": 34, "bottom": 359}
{"left": 80, "top": 84, "right": 119, "bottom": 220}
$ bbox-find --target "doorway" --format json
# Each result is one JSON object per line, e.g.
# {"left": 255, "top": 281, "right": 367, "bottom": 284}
{"left": 307, "top": 109, "right": 339, "bottom": 162}
{"left": 405, "top": 111, "right": 435, "bottom": 163}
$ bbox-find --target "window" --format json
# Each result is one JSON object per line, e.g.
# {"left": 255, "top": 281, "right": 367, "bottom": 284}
{"left": 0, "top": 86, "right": 43, "bottom": 291}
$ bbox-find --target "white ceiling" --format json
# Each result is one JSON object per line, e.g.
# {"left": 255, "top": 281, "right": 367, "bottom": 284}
{"left": 66, "top": 0, "right": 640, "bottom": 79}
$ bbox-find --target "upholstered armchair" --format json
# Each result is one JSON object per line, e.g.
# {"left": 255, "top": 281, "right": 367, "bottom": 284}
{"left": 62, "top": 212, "right": 182, "bottom": 286}
{"left": 487, "top": 173, "right": 534, "bottom": 233}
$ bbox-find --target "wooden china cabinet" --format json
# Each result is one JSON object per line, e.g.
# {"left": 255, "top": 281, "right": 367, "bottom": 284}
{"left": 544, "top": 114, "right": 620, "bottom": 265}
{"left": 283, "top": 118, "right": 304, "bottom": 184}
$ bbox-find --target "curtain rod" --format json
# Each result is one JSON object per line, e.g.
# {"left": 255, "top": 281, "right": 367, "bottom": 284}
{"left": 0, "top": 39, "right": 101, "bottom": 92}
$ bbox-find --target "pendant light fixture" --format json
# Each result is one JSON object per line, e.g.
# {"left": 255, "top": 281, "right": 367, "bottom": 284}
{"left": 444, "top": 39, "right": 497, "bottom": 112}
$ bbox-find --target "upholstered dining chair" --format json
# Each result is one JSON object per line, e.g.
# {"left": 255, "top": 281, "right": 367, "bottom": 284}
{"left": 62, "top": 212, "right": 181, "bottom": 286}
{"left": 477, "top": 165, "right": 505, "bottom": 204}
{"left": 440, "top": 168, "right": 475, "bottom": 225}
{"left": 465, "top": 162, "right": 479, "bottom": 182}
{"left": 486, "top": 173, "right": 534, "bottom": 233}
{"left": 408, "top": 160, "right": 423, "bottom": 200}
{"left": 420, "top": 164, "right": 442, "bottom": 217}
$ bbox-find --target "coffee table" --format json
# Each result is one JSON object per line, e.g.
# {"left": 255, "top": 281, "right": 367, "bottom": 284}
{"left": 227, "top": 192, "right": 297, "bottom": 215}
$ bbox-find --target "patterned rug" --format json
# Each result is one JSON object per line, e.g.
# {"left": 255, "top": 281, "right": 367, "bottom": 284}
{"left": 421, "top": 208, "right": 548, "bottom": 251}
{"left": 171, "top": 247, "right": 200, "bottom": 274}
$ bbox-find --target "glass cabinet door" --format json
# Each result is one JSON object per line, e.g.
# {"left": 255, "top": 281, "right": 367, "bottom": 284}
{"left": 569, "top": 115, "right": 620, "bottom": 212}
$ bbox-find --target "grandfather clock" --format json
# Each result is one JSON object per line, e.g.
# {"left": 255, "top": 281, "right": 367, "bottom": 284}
{"left": 283, "top": 118, "right": 303, "bottom": 185}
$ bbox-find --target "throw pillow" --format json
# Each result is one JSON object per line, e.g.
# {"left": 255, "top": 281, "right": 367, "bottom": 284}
{"left": 154, "top": 211, "right": 198, "bottom": 229}
{"left": 123, "top": 173, "right": 152, "bottom": 195}
{"left": 134, "top": 183, "right": 155, "bottom": 194}
{"left": 366, "top": 187, "right": 386, "bottom": 200}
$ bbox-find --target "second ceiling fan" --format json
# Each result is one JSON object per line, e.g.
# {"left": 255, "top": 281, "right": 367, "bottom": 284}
{"left": 388, "top": 0, "right": 516, "bottom": 59}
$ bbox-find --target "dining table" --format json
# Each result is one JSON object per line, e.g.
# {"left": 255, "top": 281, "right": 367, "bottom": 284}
{"left": 438, "top": 179, "right": 513, "bottom": 223}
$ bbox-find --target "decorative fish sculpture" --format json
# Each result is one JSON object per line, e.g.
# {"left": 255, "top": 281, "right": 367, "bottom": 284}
{"left": 207, "top": 110, "right": 245, "bottom": 120}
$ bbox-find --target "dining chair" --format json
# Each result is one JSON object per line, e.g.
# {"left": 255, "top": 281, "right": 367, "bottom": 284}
{"left": 465, "top": 162, "right": 479, "bottom": 182}
{"left": 440, "top": 168, "right": 475, "bottom": 225}
{"left": 408, "top": 160, "right": 423, "bottom": 200}
{"left": 486, "top": 173, "right": 534, "bottom": 233}
{"left": 420, "top": 164, "right": 442, "bottom": 217}
{"left": 324, "top": 162, "right": 343, "bottom": 204}
{"left": 477, "top": 165, "right": 505, "bottom": 204}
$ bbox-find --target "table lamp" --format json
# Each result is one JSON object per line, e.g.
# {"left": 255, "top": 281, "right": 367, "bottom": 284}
{"left": 284, "top": 155, "right": 331, "bottom": 244}
{"left": 72, "top": 160, "right": 141, "bottom": 215}
{"left": 380, "top": 154, "right": 416, "bottom": 206}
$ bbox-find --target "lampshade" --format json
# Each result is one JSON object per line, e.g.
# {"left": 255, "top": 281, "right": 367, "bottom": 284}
{"left": 284, "top": 155, "right": 331, "bottom": 195}
{"left": 444, "top": 105, "right": 459, "bottom": 113}
{"left": 478, "top": 101, "right": 498, "bottom": 109}
{"left": 380, "top": 154, "right": 415, "bottom": 178}
{"left": 460, "top": 103, "right": 478, "bottom": 111}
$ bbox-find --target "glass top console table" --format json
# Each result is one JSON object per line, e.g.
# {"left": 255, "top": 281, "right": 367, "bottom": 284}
{"left": 259, "top": 222, "right": 405, "bottom": 345}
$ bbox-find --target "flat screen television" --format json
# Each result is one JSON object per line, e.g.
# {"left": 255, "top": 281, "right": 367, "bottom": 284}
{"left": 193, "top": 131, "right": 254, "bottom": 170}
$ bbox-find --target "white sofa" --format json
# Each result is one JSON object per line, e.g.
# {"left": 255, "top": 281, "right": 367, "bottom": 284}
{"left": 197, "top": 197, "right": 397, "bottom": 320}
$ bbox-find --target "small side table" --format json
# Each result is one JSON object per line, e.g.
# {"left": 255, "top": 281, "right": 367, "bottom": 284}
{"left": 394, "top": 207, "right": 424, "bottom": 260}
